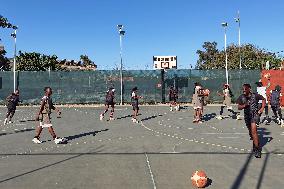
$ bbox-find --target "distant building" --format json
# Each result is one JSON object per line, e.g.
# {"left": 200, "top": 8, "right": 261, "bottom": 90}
{"left": 153, "top": 56, "right": 177, "bottom": 69}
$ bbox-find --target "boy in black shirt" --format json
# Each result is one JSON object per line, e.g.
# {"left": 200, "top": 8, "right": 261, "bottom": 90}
{"left": 237, "top": 84, "right": 265, "bottom": 158}
{"left": 270, "top": 85, "right": 283, "bottom": 126}
{"left": 4, "top": 89, "right": 20, "bottom": 125}
{"left": 100, "top": 87, "right": 115, "bottom": 121}
{"left": 131, "top": 87, "right": 142, "bottom": 123}
{"left": 169, "top": 86, "right": 179, "bottom": 111}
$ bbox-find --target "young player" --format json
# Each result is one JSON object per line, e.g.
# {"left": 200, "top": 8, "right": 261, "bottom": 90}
{"left": 270, "top": 85, "right": 283, "bottom": 126}
{"left": 192, "top": 82, "right": 204, "bottom": 124}
{"left": 216, "top": 84, "right": 239, "bottom": 120}
{"left": 32, "top": 87, "right": 66, "bottom": 144}
{"left": 237, "top": 84, "right": 265, "bottom": 158}
{"left": 255, "top": 81, "right": 270, "bottom": 125}
{"left": 4, "top": 89, "right": 20, "bottom": 125}
{"left": 169, "top": 86, "right": 179, "bottom": 111}
{"left": 100, "top": 87, "right": 116, "bottom": 121}
{"left": 131, "top": 87, "right": 142, "bottom": 123}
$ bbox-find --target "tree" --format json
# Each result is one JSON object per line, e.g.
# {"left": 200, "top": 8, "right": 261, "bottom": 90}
{"left": 196, "top": 41, "right": 283, "bottom": 69}
{"left": 0, "top": 48, "right": 11, "bottom": 71}
{"left": 16, "top": 51, "right": 62, "bottom": 71}
{"left": 80, "top": 55, "right": 97, "bottom": 68}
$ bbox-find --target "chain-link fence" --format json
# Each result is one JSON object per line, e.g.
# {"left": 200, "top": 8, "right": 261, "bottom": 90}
{"left": 0, "top": 70, "right": 260, "bottom": 104}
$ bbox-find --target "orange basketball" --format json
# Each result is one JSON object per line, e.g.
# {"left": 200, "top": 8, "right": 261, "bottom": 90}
{"left": 191, "top": 170, "right": 208, "bottom": 188}
{"left": 203, "top": 89, "right": 210, "bottom": 96}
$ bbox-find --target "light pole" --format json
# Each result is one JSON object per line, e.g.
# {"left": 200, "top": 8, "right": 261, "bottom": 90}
{"left": 117, "top": 25, "right": 125, "bottom": 105}
{"left": 222, "top": 22, "right": 229, "bottom": 85}
{"left": 11, "top": 28, "right": 17, "bottom": 92}
{"left": 234, "top": 11, "right": 241, "bottom": 69}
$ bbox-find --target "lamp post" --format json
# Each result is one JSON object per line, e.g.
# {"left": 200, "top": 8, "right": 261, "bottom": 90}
{"left": 234, "top": 11, "right": 241, "bottom": 69}
{"left": 221, "top": 22, "right": 229, "bottom": 85}
{"left": 117, "top": 25, "right": 125, "bottom": 105}
{"left": 11, "top": 28, "right": 17, "bottom": 92}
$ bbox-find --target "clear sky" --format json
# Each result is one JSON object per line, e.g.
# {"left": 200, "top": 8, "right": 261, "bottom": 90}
{"left": 0, "top": 0, "right": 283, "bottom": 70}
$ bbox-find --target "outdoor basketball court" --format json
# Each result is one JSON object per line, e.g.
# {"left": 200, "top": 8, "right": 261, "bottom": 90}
{"left": 0, "top": 105, "right": 283, "bottom": 189}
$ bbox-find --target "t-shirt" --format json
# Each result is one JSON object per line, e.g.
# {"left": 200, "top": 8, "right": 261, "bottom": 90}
{"left": 131, "top": 91, "right": 138, "bottom": 105}
{"left": 41, "top": 96, "right": 55, "bottom": 114}
{"left": 257, "top": 87, "right": 267, "bottom": 103}
{"left": 7, "top": 94, "right": 20, "bottom": 109}
{"left": 237, "top": 93, "right": 263, "bottom": 118}
{"left": 105, "top": 91, "right": 114, "bottom": 103}
{"left": 169, "top": 89, "right": 177, "bottom": 99}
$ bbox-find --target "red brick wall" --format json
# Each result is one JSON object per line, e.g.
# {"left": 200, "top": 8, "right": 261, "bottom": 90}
{"left": 261, "top": 70, "right": 284, "bottom": 106}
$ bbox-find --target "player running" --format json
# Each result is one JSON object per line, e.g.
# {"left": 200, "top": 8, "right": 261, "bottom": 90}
{"left": 131, "top": 87, "right": 142, "bottom": 123}
{"left": 270, "top": 85, "right": 283, "bottom": 126}
{"left": 216, "top": 84, "right": 239, "bottom": 120}
{"left": 237, "top": 84, "right": 265, "bottom": 158}
{"left": 32, "top": 87, "right": 66, "bottom": 144}
{"left": 100, "top": 87, "right": 116, "bottom": 121}
{"left": 169, "top": 86, "right": 179, "bottom": 111}
{"left": 192, "top": 82, "right": 204, "bottom": 124}
{"left": 4, "top": 89, "right": 20, "bottom": 125}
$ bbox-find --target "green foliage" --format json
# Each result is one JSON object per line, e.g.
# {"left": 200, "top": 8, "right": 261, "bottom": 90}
{"left": 80, "top": 55, "right": 96, "bottom": 67}
{"left": 16, "top": 51, "right": 62, "bottom": 71}
{"left": 0, "top": 48, "right": 11, "bottom": 71}
{"left": 196, "top": 41, "right": 283, "bottom": 70}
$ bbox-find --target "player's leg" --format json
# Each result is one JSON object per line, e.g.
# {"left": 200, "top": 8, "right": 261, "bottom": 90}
{"left": 271, "top": 106, "right": 280, "bottom": 124}
{"left": 250, "top": 122, "right": 261, "bottom": 158}
{"left": 4, "top": 108, "right": 12, "bottom": 125}
{"left": 32, "top": 125, "right": 43, "bottom": 144}
{"left": 100, "top": 104, "right": 109, "bottom": 120}
{"left": 277, "top": 106, "right": 284, "bottom": 126}
{"left": 217, "top": 106, "right": 225, "bottom": 120}
{"left": 110, "top": 104, "right": 115, "bottom": 120}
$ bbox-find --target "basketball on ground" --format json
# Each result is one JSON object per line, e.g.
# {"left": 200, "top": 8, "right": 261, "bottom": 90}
{"left": 191, "top": 170, "right": 208, "bottom": 188}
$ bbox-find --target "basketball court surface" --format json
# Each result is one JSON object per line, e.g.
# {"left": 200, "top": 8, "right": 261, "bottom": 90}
{"left": 0, "top": 105, "right": 283, "bottom": 189}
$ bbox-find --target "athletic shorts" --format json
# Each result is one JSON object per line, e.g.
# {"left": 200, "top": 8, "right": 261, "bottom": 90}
{"left": 132, "top": 102, "right": 139, "bottom": 110}
{"left": 244, "top": 114, "right": 259, "bottom": 127}
{"left": 105, "top": 101, "right": 115, "bottom": 106}
{"left": 39, "top": 113, "right": 52, "bottom": 128}
{"left": 169, "top": 97, "right": 177, "bottom": 102}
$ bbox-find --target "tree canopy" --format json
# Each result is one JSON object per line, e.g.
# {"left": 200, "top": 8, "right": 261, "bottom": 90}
{"left": 196, "top": 41, "right": 283, "bottom": 70}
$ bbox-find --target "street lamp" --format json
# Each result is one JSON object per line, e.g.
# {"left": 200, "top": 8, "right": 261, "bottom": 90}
{"left": 221, "top": 22, "right": 229, "bottom": 85}
{"left": 11, "top": 27, "right": 17, "bottom": 92}
{"left": 117, "top": 24, "right": 125, "bottom": 105}
{"left": 234, "top": 10, "right": 241, "bottom": 69}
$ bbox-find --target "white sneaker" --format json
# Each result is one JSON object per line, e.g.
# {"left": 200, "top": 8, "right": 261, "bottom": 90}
{"left": 236, "top": 115, "right": 242, "bottom": 120}
{"left": 109, "top": 117, "right": 114, "bottom": 121}
{"left": 175, "top": 106, "right": 180, "bottom": 111}
{"left": 4, "top": 118, "right": 8, "bottom": 125}
{"left": 54, "top": 137, "right": 66, "bottom": 144}
{"left": 281, "top": 120, "right": 284, "bottom": 127}
{"left": 170, "top": 107, "right": 173, "bottom": 111}
{"left": 32, "top": 137, "right": 42, "bottom": 144}
{"left": 132, "top": 119, "right": 139, "bottom": 123}
{"left": 8, "top": 121, "right": 12, "bottom": 124}
{"left": 100, "top": 114, "right": 104, "bottom": 121}
{"left": 216, "top": 115, "right": 223, "bottom": 120}
{"left": 277, "top": 118, "right": 281, "bottom": 125}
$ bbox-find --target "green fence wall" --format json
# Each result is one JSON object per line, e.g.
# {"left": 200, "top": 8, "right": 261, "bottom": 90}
{"left": 0, "top": 70, "right": 260, "bottom": 104}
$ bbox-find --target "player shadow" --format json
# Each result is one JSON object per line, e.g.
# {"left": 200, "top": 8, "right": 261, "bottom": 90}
{"left": 205, "top": 178, "right": 213, "bottom": 188}
{"left": 202, "top": 113, "right": 217, "bottom": 122}
{"left": 0, "top": 145, "right": 104, "bottom": 184}
{"left": 116, "top": 114, "right": 142, "bottom": 120}
{"left": 19, "top": 119, "right": 36, "bottom": 123}
{"left": 141, "top": 114, "right": 163, "bottom": 122}
{"left": 230, "top": 152, "right": 254, "bottom": 189}
{"left": 256, "top": 148, "right": 271, "bottom": 189}
{"left": 257, "top": 128, "right": 273, "bottom": 148}
{"left": 0, "top": 128, "right": 35, "bottom": 137}
{"left": 65, "top": 129, "right": 109, "bottom": 141}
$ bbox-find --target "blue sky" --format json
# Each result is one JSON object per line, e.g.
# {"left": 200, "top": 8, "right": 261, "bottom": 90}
{"left": 0, "top": 0, "right": 283, "bottom": 69}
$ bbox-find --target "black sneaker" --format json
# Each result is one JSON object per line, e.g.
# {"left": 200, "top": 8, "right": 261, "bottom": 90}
{"left": 254, "top": 149, "right": 262, "bottom": 158}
